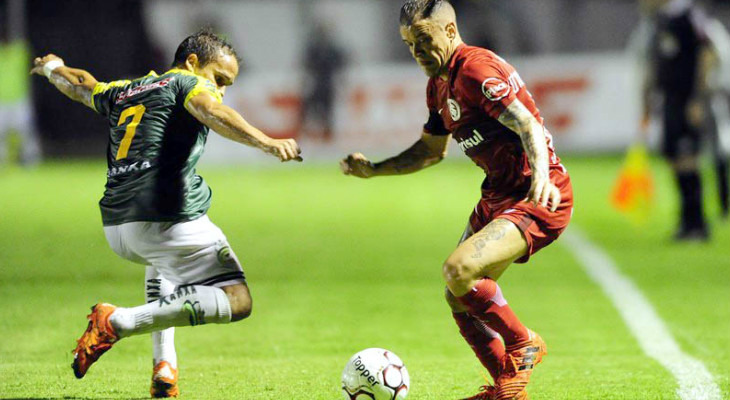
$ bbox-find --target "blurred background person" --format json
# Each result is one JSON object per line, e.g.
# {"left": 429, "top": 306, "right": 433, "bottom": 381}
{"left": 0, "top": 0, "right": 41, "bottom": 167}
{"left": 300, "top": 22, "right": 346, "bottom": 143}
{"left": 704, "top": 14, "right": 730, "bottom": 218}
{"left": 637, "top": 0, "right": 718, "bottom": 240}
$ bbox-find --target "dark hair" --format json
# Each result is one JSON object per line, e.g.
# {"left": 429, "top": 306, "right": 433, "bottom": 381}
{"left": 399, "top": 0, "right": 445, "bottom": 26}
{"left": 171, "top": 29, "right": 240, "bottom": 68}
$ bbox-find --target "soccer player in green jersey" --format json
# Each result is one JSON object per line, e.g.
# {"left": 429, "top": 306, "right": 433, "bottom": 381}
{"left": 31, "top": 31, "right": 301, "bottom": 397}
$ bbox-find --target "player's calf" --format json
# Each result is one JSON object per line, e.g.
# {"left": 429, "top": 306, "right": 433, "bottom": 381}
{"left": 145, "top": 267, "right": 178, "bottom": 370}
{"left": 446, "top": 288, "right": 505, "bottom": 381}
{"left": 71, "top": 284, "right": 252, "bottom": 379}
{"left": 109, "top": 285, "right": 235, "bottom": 340}
{"left": 444, "top": 286, "right": 468, "bottom": 312}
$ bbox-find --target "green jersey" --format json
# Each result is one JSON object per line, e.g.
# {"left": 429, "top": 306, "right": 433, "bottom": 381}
{"left": 91, "top": 69, "right": 224, "bottom": 226}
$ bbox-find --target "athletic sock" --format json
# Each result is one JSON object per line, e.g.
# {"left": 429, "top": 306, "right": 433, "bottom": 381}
{"left": 677, "top": 170, "right": 706, "bottom": 230}
{"left": 452, "top": 312, "right": 504, "bottom": 380}
{"left": 456, "top": 278, "right": 529, "bottom": 347}
{"left": 110, "top": 285, "right": 232, "bottom": 338}
{"left": 145, "top": 267, "right": 178, "bottom": 369}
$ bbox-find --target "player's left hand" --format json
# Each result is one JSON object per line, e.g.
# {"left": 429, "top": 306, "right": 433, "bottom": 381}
{"left": 30, "top": 54, "right": 64, "bottom": 76}
{"left": 525, "top": 173, "right": 561, "bottom": 212}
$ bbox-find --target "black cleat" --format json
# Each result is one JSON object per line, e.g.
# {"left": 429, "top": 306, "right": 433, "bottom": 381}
{"left": 673, "top": 226, "right": 710, "bottom": 242}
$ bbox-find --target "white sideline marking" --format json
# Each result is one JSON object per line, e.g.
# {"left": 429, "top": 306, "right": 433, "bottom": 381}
{"left": 562, "top": 228, "right": 722, "bottom": 400}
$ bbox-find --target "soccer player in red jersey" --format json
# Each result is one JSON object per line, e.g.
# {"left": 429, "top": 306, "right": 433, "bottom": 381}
{"left": 340, "top": 1, "right": 573, "bottom": 399}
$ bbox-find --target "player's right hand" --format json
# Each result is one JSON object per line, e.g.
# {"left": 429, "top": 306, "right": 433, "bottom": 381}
{"left": 30, "top": 54, "right": 64, "bottom": 76}
{"left": 525, "top": 173, "right": 561, "bottom": 212}
{"left": 266, "top": 138, "right": 302, "bottom": 162}
{"left": 340, "top": 153, "right": 375, "bottom": 178}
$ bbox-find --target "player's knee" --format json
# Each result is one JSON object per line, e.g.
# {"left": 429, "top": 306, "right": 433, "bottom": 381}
{"left": 230, "top": 296, "right": 252, "bottom": 322}
{"left": 223, "top": 286, "right": 253, "bottom": 322}
{"left": 442, "top": 256, "right": 473, "bottom": 290}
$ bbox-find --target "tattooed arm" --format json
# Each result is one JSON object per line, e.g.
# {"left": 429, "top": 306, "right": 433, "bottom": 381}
{"left": 30, "top": 54, "right": 97, "bottom": 109}
{"left": 498, "top": 99, "right": 561, "bottom": 211}
{"left": 340, "top": 132, "right": 450, "bottom": 178}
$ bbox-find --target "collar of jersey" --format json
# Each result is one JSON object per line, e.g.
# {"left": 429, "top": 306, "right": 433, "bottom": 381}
{"left": 447, "top": 43, "right": 467, "bottom": 75}
{"left": 443, "top": 43, "right": 468, "bottom": 82}
{"left": 165, "top": 68, "right": 215, "bottom": 84}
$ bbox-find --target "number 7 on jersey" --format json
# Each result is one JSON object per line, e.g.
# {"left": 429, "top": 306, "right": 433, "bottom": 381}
{"left": 115, "top": 104, "right": 146, "bottom": 160}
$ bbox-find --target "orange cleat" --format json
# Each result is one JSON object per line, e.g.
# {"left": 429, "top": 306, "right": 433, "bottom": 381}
{"left": 494, "top": 330, "right": 546, "bottom": 400}
{"left": 459, "top": 384, "right": 497, "bottom": 400}
{"left": 459, "top": 373, "right": 528, "bottom": 400}
{"left": 151, "top": 361, "right": 179, "bottom": 398}
{"left": 71, "top": 303, "right": 119, "bottom": 379}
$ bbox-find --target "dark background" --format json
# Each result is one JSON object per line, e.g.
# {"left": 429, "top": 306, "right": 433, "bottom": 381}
{"left": 2, "top": 0, "right": 729, "bottom": 158}
{"left": 24, "top": 0, "right": 161, "bottom": 157}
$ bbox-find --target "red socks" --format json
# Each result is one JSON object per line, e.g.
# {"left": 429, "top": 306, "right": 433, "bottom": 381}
{"left": 452, "top": 312, "right": 504, "bottom": 380}
{"left": 457, "top": 278, "right": 529, "bottom": 347}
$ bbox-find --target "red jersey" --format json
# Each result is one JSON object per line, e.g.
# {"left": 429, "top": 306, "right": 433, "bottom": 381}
{"left": 424, "top": 44, "right": 563, "bottom": 201}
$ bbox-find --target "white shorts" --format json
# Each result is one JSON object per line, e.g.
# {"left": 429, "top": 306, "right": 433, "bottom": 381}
{"left": 103, "top": 215, "right": 246, "bottom": 287}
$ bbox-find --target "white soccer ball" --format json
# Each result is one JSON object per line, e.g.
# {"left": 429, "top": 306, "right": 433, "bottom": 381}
{"left": 341, "top": 348, "right": 410, "bottom": 400}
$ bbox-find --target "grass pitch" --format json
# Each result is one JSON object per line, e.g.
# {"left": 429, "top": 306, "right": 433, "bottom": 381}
{"left": 0, "top": 156, "right": 728, "bottom": 399}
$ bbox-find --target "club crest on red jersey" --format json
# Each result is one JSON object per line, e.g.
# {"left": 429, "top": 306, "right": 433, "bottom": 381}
{"left": 481, "top": 77, "right": 511, "bottom": 101}
{"left": 447, "top": 98, "right": 461, "bottom": 121}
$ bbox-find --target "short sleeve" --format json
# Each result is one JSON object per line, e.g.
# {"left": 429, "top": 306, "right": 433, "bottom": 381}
{"left": 460, "top": 61, "right": 517, "bottom": 120}
{"left": 178, "top": 75, "right": 223, "bottom": 108}
{"left": 423, "top": 78, "right": 449, "bottom": 136}
{"left": 91, "top": 80, "right": 131, "bottom": 116}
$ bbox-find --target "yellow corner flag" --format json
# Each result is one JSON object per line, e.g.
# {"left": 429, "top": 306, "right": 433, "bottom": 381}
{"left": 611, "top": 144, "right": 654, "bottom": 224}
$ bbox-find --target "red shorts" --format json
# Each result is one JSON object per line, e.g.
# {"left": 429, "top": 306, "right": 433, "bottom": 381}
{"left": 466, "top": 167, "right": 573, "bottom": 263}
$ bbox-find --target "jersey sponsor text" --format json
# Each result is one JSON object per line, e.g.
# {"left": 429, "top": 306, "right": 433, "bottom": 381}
{"left": 116, "top": 77, "right": 175, "bottom": 104}
{"left": 107, "top": 160, "right": 152, "bottom": 177}
{"left": 457, "top": 129, "right": 485, "bottom": 152}
{"left": 482, "top": 72, "right": 525, "bottom": 102}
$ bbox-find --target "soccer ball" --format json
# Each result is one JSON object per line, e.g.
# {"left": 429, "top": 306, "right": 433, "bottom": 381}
{"left": 341, "top": 348, "right": 410, "bottom": 400}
